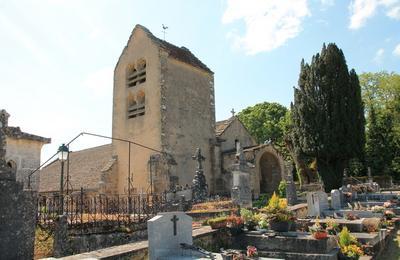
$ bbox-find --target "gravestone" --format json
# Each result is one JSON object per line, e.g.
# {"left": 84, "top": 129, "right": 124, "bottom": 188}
{"left": 307, "top": 191, "right": 329, "bottom": 217}
{"left": 285, "top": 162, "right": 297, "bottom": 206}
{"left": 191, "top": 148, "right": 208, "bottom": 203}
{"left": 331, "top": 189, "right": 341, "bottom": 210}
{"left": 147, "top": 212, "right": 193, "bottom": 260}
{"left": 230, "top": 142, "right": 252, "bottom": 208}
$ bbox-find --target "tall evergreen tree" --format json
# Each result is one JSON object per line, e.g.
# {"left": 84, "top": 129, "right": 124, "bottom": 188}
{"left": 291, "top": 43, "right": 365, "bottom": 191}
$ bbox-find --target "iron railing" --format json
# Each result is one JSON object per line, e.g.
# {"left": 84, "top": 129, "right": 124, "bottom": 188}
{"left": 37, "top": 190, "right": 167, "bottom": 234}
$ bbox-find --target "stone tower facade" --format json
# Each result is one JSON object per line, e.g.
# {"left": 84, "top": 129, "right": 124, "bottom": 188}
{"left": 112, "top": 25, "right": 215, "bottom": 194}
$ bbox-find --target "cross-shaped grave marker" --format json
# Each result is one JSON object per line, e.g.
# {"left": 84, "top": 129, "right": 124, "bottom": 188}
{"left": 171, "top": 214, "right": 179, "bottom": 236}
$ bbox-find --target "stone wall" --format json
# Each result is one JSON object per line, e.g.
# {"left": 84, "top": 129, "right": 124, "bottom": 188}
{"left": 53, "top": 221, "right": 148, "bottom": 257}
{"left": 161, "top": 56, "right": 215, "bottom": 191}
{"left": 5, "top": 138, "right": 44, "bottom": 189}
{"left": 0, "top": 170, "right": 37, "bottom": 259}
{"left": 112, "top": 26, "right": 163, "bottom": 194}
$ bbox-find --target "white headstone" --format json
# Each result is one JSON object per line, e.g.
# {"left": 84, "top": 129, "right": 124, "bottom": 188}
{"left": 148, "top": 212, "right": 193, "bottom": 260}
{"left": 331, "top": 189, "right": 341, "bottom": 210}
{"left": 307, "top": 191, "right": 329, "bottom": 217}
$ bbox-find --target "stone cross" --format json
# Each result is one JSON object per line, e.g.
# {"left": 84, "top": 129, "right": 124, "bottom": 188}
{"left": 230, "top": 108, "right": 235, "bottom": 117}
{"left": 171, "top": 215, "right": 179, "bottom": 236}
{"left": 192, "top": 148, "right": 205, "bottom": 170}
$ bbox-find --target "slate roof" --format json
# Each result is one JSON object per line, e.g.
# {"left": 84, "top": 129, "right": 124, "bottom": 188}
{"left": 215, "top": 117, "right": 235, "bottom": 137}
{"left": 3, "top": 126, "right": 51, "bottom": 143}
{"left": 117, "top": 24, "right": 213, "bottom": 74}
{"left": 39, "top": 144, "right": 114, "bottom": 193}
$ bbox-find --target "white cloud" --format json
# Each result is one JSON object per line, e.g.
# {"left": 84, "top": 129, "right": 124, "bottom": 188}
{"left": 373, "top": 48, "right": 385, "bottom": 63}
{"left": 394, "top": 43, "right": 400, "bottom": 56}
{"left": 83, "top": 67, "right": 114, "bottom": 97}
{"left": 222, "top": 0, "right": 310, "bottom": 55}
{"left": 349, "top": 0, "right": 379, "bottom": 29}
{"left": 320, "top": 0, "right": 335, "bottom": 9}
{"left": 349, "top": 0, "right": 400, "bottom": 29}
{"left": 387, "top": 5, "right": 400, "bottom": 19}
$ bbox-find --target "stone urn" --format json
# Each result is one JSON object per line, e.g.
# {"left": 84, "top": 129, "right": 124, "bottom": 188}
{"left": 269, "top": 220, "right": 289, "bottom": 232}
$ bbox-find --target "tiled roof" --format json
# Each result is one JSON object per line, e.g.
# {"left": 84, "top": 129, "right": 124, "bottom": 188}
{"left": 118, "top": 24, "right": 213, "bottom": 74}
{"left": 215, "top": 117, "right": 235, "bottom": 137}
{"left": 39, "top": 144, "right": 113, "bottom": 193}
{"left": 3, "top": 126, "right": 51, "bottom": 143}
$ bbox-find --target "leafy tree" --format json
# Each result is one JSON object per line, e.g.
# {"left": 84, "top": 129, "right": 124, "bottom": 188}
{"left": 237, "top": 102, "right": 288, "bottom": 146}
{"left": 290, "top": 43, "right": 365, "bottom": 191}
{"left": 360, "top": 72, "right": 400, "bottom": 179}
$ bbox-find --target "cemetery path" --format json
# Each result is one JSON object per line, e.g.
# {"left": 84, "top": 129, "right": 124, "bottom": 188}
{"left": 379, "top": 230, "right": 400, "bottom": 260}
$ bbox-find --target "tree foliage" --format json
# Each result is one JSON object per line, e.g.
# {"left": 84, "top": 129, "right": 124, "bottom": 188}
{"left": 290, "top": 43, "right": 365, "bottom": 191}
{"left": 360, "top": 72, "right": 400, "bottom": 179}
{"left": 237, "top": 101, "right": 288, "bottom": 146}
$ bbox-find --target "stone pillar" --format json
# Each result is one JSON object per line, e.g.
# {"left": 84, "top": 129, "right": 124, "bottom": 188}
{"left": 53, "top": 215, "right": 69, "bottom": 257}
{"left": 0, "top": 149, "right": 37, "bottom": 259}
{"left": 285, "top": 162, "right": 297, "bottom": 206}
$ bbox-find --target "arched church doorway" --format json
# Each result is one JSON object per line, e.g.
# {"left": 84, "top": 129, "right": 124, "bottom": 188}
{"left": 259, "top": 152, "right": 282, "bottom": 194}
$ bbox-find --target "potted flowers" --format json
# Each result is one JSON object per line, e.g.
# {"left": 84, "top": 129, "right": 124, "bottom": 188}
{"left": 240, "top": 208, "right": 257, "bottom": 231}
{"left": 207, "top": 216, "right": 228, "bottom": 229}
{"left": 226, "top": 215, "right": 244, "bottom": 235}
{"left": 246, "top": 245, "right": 258, "bottom": 258}
{"left": 338, "top": 227, "right": 363, "bottom": 260}
{"left": 264, "top": 192, "right": 294, "bottom": 232}
{"left": 309, "top": 218, "right": 328, "bottom": 239}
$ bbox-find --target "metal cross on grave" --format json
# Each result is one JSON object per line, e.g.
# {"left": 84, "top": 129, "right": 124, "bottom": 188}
{"left": 192, "top": 148, "right": 205, "bottom": 170}
{"left": 170, "top": 214, "right": 179, "bottom": 236}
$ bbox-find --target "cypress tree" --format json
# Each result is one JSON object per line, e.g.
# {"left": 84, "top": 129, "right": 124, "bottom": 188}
{"left": 291, "top": 43, "right": 365, "bottom": 191}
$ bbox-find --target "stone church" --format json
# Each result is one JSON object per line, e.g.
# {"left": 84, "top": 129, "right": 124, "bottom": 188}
{"left": 39, "top": 25, "right": 286, "bottom": 198}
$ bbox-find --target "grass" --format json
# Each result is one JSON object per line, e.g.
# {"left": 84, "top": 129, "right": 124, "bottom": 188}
{"left": 34, "top": 227, "right": 54, "bottom": 259}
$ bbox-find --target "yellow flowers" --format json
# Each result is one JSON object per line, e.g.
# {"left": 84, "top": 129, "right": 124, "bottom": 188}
{"left": 341, "top": 244, "right": 363, "bottom": 258}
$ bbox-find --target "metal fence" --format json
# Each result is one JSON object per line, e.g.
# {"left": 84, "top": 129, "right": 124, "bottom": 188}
{"left": 37, "top": 190, "right": 167, "bottom": 233}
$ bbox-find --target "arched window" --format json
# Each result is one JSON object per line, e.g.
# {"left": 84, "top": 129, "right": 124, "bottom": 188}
{"left": 126, "top": 58, "right": 146, "bottom": 88}
{"left": 7, "top": 160, "right": 17, "bottom": 170}
{"left": 127, "top": 90, "right": 145, "bottom": 119}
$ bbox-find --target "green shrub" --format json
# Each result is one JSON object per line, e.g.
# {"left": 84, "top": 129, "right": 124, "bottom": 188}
{"left": 278, "top": 180, "right": 287, "bottom": 198}
{"left": 253, "top": 194, "right": 269, "bottom": 208}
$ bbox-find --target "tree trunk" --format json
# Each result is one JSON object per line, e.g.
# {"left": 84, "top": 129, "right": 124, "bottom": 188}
{"left": 317, "top": 158, "right": 345, "bottom": 192}
{"left": 285, "top": 138, "right": 317, "bottom": 184}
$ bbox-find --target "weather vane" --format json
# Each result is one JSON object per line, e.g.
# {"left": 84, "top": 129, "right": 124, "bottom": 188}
{"left": 162, "top": 24, "right": 169, "bottom": 40}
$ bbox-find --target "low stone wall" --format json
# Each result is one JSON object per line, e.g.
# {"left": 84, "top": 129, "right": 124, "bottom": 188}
{"left": 53, "top": 222, "right": 148, "bottom": 257}
{"left": 52, "top": 226, "right": 220, "bottom": 260}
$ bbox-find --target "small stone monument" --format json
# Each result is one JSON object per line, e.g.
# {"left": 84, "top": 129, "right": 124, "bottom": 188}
{"left": 230, "top": 142, "right": 252, "bottom": 208}
{"left": 367, "top": 167, "right": 373, "bottom": 184}
{"left": 191, "top": 148, "right": 208, "bottom": 203}
{"left": 147, "top": 212, "right": 193, "bottom": 260}
{"left": 285, "top": 162, "right": 297, "bottom": 206}
{"left": 307, "top": 191, "right": 329, "bottom": 217}
{"left": 331, "top": 189, "right": 341, "bottom": 210}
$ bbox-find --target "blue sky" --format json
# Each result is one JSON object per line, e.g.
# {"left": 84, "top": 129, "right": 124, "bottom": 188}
{"left": 0, "top": 0, "right": 399, "bottom": 162}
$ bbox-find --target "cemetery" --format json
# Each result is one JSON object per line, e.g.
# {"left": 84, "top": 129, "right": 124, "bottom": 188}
{"left": 0, "top": 6, "right": 399, "bottom": 260}
{"left": 24, "top": 145, "right": 400, "bottom": 260}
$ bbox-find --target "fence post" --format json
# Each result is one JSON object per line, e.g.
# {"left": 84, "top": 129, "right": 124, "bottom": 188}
{"left": 53, "top": 215, "right": 68, "bottom": 257}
